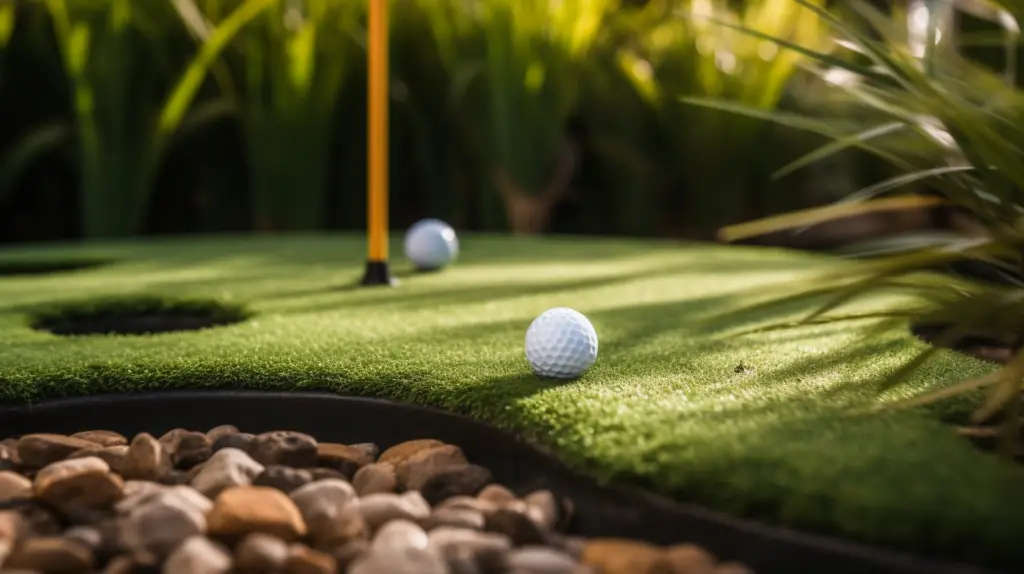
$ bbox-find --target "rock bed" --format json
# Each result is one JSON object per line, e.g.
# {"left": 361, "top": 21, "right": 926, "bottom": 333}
{"left": 0, "top": 427, "right": 752, "bottom": 573}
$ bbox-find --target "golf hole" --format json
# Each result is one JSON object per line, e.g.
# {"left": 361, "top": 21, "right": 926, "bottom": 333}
{"left": 30, "top": 296, "right": 251, "bottom": 336}
{"left": 0, "top": 258, "right": 110, "bottom": 277}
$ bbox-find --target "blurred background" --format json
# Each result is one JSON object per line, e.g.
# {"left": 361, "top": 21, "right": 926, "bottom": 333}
{"left": 0, "top": 0, "right": 1016, "bottom": 249}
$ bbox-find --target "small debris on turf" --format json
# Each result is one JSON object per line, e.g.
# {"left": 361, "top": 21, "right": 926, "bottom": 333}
{"left": 0, "top": 428, "right": 752, "bottom": 573}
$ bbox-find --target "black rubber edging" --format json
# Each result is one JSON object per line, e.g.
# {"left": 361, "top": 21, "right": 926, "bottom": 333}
{"left": 0, "top": 390, "right": 1005, "bottom": 574}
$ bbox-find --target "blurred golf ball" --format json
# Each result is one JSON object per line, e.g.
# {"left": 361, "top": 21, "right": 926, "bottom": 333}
{"left": 404, "top": 218, "right": 459, "bottom": 271}
{"left": 525, "top": 307, "right": 599, "bottom": 379}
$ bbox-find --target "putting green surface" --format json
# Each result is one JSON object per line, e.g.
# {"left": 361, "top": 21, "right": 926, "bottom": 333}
{"left": 0, "top": 234, "right": 1021, "bottom": 566}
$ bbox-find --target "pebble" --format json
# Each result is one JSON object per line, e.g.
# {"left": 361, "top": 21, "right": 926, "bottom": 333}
{"left": 0, "top": 470, "right": 32, "bottom": 502}
{"left": 119, "top": 491, "right": 208, "bottom": 563}
{"left": 0, "top": 429, "right": 745, "bottom": 574}
{"left": 352, "top": 462, "right": 397, "bottom": 496}
{"left": 4, "top": 536, "right": 95, "bottom": 572}
{"left": 349, "top": 443, "right": 380, "bottom": 460}
{"left": 349, "top": 546, "right": 450, "bottom": 574}
{"left": 211, "top": 432, "right": 255, "bottom": 453}
{"left": 666, "top": 543, "right": 718, "bottom": 573}
{"left": 420, "top": 463, "right": 493, "bottom": 505}
{"left": 395, "top": 444, "right": 469, "bottom": 491}
{"left": 207, "top": 486, "right": 308, "bottom": 541}
{"left": 580, "top": 538, "right": 672, "bottom": 574}
{"left": 378, "top": 439, "right": 445, "bottom": 465}
{"left": 524, "top": 490, "right": 561, "bottom": 530}
{"left": 206, "top": 425, "right": 240, "bottom": 442}
{"left": 317, "top": 443, "right": 372, "bottom": 478}
{"left": 68, "top": 445, "right": 129, "bottom": 474}
{"left": 70, "top": 431, "right": 128, "bottom": 448}
{"left": 249, "top": 432, "right": 318, "bottom": 467}
{"left": 427, "top": 526, "right": 512, "bottom": 565}
{"left": 234, "top": 532, "right": 289, "bottom": 573}
{"left": 17, "top": 434, "right": 98, "bottom": 468}
{"left": 33, "top": 456, "right": 124, "bottom": 511}
{"left": 164, "top": 430, "right": 214, "bottom": 469}
{"left": 485, "top": 506, "right": 550, "bottom": 546}
{"left": 327, "top": 539, "right": 370, "bottom": 570}
{"left": 163, "top": 535, "right": 232, "bottom": 574}
{"left": 478, "top": 483, "right": 517, "bottom": 505}
{"left": 358, "top": 491, "right": 431, "bottom": 531}
{"left": 508, "top": 546, "right": 583, "bottom": 574}
{"left": 190, "top": 448, "right": 265, "bottom": 498}
{"left": 121, "top": 433, "right": 171, "bottom": 481}
{"left": 254, "top": 465, "right": 314, "bottom": 493}
{"left": 372, "top": 519, "right": 429, "bottom": 553}
{"left": 282, "top": 544, "right": 337, "bottom": 574}
{"left": 421, "top": 506, "right": 486, "bottom": 531}
{"left": 290, "top": 480, "right": 365, "bottom": 548}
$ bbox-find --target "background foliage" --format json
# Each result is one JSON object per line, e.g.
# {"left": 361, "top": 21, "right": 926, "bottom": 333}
{"left": 0, "top": 0, "right": 858, "bottom": 243}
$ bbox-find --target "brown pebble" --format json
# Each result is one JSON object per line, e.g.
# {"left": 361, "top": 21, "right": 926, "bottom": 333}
{"left": 121, "top": 433, "right": 171, "bottom": 481}
{"left": 357, "top": 492, "right": 431, "bottom": 532}
{"left": 349, "top": 443, "right": 379, "bottom": 461}
{"left": 308, "top": 468, "right": 346, "bottom": 482}
{"left": 4, "top": 536, "right": 95, "bottom": 572}
{"left": 207, "top": 425, "right": 240, "bottom": 441}
{"left": 283, "top": 545, "right": 337, "bottom": 574}
{"left": 437, "top": 495, "right": 499, "bottom": 515}
{"left": 68, "top": 446, "right": 128, "bottom": 474}
{"left": 420, "top": 506, "right": 485, "bottom": 531}
{"left": 378, "top": 439, "right": 445, "bottom": 465}
{"left": 235, "top": 532, "right": 289, "bottom": 574}
{"left": 254, "top": 466, "right": 314, "bottom": 494}
{"left": 212, "top": 432, "right": 255, "bottom": 454}
{"left": 70, "top": 431, "right": 127, "bottom": 448}
{"left": 165, "top": 431, "right": 214, "bottom": 469}
{"left": 581, "top": 538, "right": 671, "bottom": 574}
{"left": 420, "top": 464, "right": 492, "bottom": 505}
{"left": 289, "top": 480, "right": 362, "bottom": 548}
{"left": 666, "top": 543, "right": 718, "bottom": 573}
{"left": 0, "top": 470, "right": 32, "bottom": 502}
{"left": 485, "top": 506, "right": 549, "bottom": 546}
{"left": 395, "top": 444, "right": 469, "bottom": 491}
{"left": 163, "top": 535, "right": 232, "bottom": 574}
{"left": 478, "top": 484, "right": 516, "bottom": 505}
{"left": 524, "top": 490, "right": 560, "bottom": 529}
{"left": 34, "top": 457, "right": 124, "bottom": 511}
{"left": 352, "top": 462, "right": 396, "bottom": 496}
{"left": 0, "top": 510, "right": 25, "bottom": 543}
{"left": 158, "top": 428, "right": 189, "bottom": 444}
{"left": 325, "top": 539, "right": 368, "bottom": 571}
{"left": 17, "top": 434, "right": 97, "bottom": 468}
{"left": 249, "top": 432, "right": 318, "bottom": 468}
{"left": 103, "top": 554, "right": 137, "bottom": 574}
{"left": 208, "top": 486, "right": 308, "bottom": 541}
{"left": 316, "top": 443, "right": 371, "bottom": 478}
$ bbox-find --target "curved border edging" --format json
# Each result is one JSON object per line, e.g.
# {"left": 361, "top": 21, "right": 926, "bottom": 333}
{"left": 0, "top": 390, "right": 1005, "bottom": 574}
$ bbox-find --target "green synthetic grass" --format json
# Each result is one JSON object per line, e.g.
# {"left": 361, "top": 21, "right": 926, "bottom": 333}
{"left": 0, "top": 233, "right": 1022, "bottom": 568}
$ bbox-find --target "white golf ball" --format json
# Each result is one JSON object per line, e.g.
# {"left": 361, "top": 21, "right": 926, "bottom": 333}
{"left": 404, "top": 218, "right": 459, "bottom": 271}
{"left": 525, "top": 307, "right": 599, "bottom": 379}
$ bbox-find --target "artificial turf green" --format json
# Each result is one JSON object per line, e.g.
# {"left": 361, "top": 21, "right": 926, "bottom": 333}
{"left": 0, "top": 233, "right": 1021, "bottom": 567}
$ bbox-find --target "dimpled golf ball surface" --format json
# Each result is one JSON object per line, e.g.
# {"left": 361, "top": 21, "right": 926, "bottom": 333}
{"left": 525, "top": 307, "right": 599, "bottom": 379}
{"left": 404, "top": 218, "right": 459, "bottom": 270}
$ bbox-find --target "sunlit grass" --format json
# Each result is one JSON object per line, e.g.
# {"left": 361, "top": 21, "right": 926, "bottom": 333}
{"left": 0, "top": 234, "right": 1021, "bottom": 568}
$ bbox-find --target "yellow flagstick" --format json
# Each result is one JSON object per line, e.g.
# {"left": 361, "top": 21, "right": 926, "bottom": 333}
{"left": 360, "top": 0, "right": 397, "bottom": 286}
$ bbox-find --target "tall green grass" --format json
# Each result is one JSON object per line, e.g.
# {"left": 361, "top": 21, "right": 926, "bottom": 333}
{"left": 414, "top": 0, "right": 617, "bottom": 234}
{"left": 36, "top": 0, "right": 272, "bottom": 238}
{"left": 616, "top": 0, "right": 829, "bottom": 233}
{"left": 686, "top": 0, "right": 1024, "bottom": 448}
{"left": 192, "top": 0, "right": 364, "bottom": 231}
